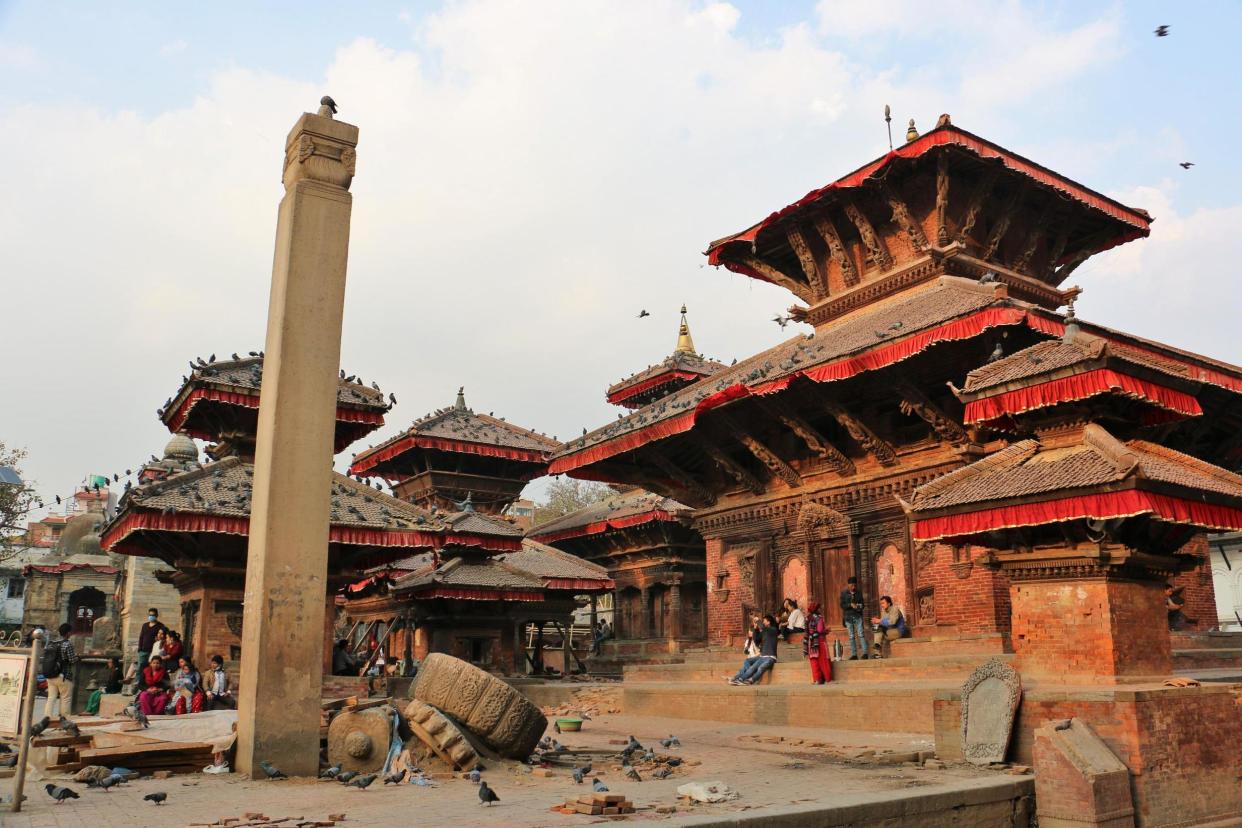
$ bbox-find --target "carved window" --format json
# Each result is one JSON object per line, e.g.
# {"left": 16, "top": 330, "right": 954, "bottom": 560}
{"left": 5, "top": 578, "right": 23, "bottom": 598}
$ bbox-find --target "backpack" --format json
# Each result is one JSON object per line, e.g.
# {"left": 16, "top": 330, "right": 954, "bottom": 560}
{"left": 41, "top": 641, "right": 64, "bottom": 679}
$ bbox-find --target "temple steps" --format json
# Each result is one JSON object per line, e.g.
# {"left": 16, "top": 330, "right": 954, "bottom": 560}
{"left": 1173, "top": 648, "right": 1242, "bottom": 670}
{"left": 623, "top": 652, "right": 1016, "bottom": 686}
{"left": 1171, "top": 630, "right": 1242, "bottom": 650}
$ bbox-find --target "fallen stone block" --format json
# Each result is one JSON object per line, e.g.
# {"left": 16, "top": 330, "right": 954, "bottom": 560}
{"left": 413, "top": 653, "right": 546, "bottom": 759}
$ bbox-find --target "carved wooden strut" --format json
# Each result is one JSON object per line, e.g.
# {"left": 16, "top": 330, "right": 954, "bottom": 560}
{"left": 894, "top": 380, "right": 968, "bottom": 444}
{"left": 718, "top": 414, "right": 802, "bottom": 488}
{"left": 812, "top": 215, "right": 859, "bottom": 287}
{"left": 844, "top": 202, "right": 893, "bottom": 271}
{"left": 786, "top": 224, "right": 829, "bottom": 298}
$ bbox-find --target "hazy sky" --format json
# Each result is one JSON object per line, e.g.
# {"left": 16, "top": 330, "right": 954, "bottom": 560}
{"left": 2, "top": 0, "right": 1240, "bottom": 515}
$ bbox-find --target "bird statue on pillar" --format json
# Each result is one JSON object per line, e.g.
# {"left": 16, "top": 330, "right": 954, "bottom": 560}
{"left": 318, "top": 96, "right": 338, "bottom": 118}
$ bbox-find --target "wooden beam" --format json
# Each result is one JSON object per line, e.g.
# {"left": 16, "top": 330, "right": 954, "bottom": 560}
{"left": 732, "top": 253, "right": 815, "bottom": 304}
{"left": 955, "top": 167, "right": 999, "bottom": 246}
{"left": 881, "top": 183, "right": 929, "bottom": 252}
{"left": 1052, "top": 250, "right": 1091, "bottom": 285}
{"left": 1011, "top": 208, "right": 1050, "bottom": 275}
{"left": 843, "top": 202, "right": 893, "bottom": 271}
{"left": 894, "top": 379, "right": 968, "bottom": 444}
{"left": 812, "top": 392, "right": 899, "bottom": 466}
{"left": 1043, "top": 228, "right": 1069, "bottom": 280}
{"left": 935, "top": 152, "right": 950, "bottom": 246}
{"left": 812, "top": 215, "right": 859, "bottom": 287}
{"left": 759, "top": 398, "right": 855, "bottom": 476}
{"left": 644, "top": 449, "right": 717, "bottom": 507}
{"left": 982, "top": 188, "right": 1023, "bottom": 262}
{"left": 717, "top": 413, "right": 802, "bottom": 488}
{"left": 786, "top": 224, "right": 828, "bottom": 298}
{"left": 694, "top": 436, "right": 765, "bottom": 495}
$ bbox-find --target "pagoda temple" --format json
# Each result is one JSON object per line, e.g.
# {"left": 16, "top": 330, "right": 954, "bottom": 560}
{"left": 605, "top": 306, "right": 725, "bottom": 408}
{"left": 347, "top": 388, "right": 559, "bottom": 514}
{"left": 100, "top": 356, "right": 518, "bottom": 671}
{"left": 548, "top": 117, "right": 1242, "bottom": 825}
{"left": 342, "top": 392, "right": 612, "bottom": 675}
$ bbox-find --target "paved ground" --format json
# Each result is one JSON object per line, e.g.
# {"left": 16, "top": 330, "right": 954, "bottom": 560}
{"left": 3, "top": 712, "right": 1026, "bottom": 827}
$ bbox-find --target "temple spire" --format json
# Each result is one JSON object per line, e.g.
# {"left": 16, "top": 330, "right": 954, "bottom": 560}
{"left": 455, "top": 386, "right": 467, "bottom": 411}
{"left": 674, "top": 305, "right": 697, "bottom": 355}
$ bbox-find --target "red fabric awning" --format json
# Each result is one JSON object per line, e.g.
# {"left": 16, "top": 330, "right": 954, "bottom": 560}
{"left": 402, "top": 587, "right": 545, "bottom": 602}
{"left": 549, "top": 306, "right": 1028, "bottom": 474}
{"left": 963, "top": 368, "right": 1203, "bottom": 426}
{"left": 707, "top": 125, "right": 1150, "bottom": 272}
{"left": 607, "top": 371, "right": 703, "bottom": 405}
{"left": 350, "top": 434, "right": 550, "bottom": 476}
{"left": 911, "top": 489, "right": 1242, "bottom": 542}
{"left": 24, "top": 562, "right": 120, "bottom": 576}
{"left": 542, "top": 577, "right": 616, "bottom": 592}
{"left": 167, "top": 387, "right": 384, "bottom": 444}
{"left": 530, "top": 510, "right": 681, "bottom": 543}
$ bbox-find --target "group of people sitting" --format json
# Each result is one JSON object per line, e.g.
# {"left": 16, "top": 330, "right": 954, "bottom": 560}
{"left": 728, "top": 578, "right": 909, "bottom": 687}
{"left": 131, "top": 608, "right": 233, "bottom": 716}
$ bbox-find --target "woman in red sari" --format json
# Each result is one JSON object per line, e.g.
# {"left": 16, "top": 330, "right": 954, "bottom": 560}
{"left": 138, "top": 656, "right": 171, "bottom": 716}
{"left": 803, "top": 601, "right": 832, "bottom": 685}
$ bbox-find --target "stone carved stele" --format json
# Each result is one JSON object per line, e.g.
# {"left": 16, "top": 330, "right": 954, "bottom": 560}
{"left": 960, "top": 657, "right": 1022, "bottom": 765}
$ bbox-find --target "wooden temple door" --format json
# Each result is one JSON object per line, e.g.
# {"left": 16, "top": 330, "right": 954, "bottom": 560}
{"left": 815, "top": 546, "right": 852, "bottom": 627}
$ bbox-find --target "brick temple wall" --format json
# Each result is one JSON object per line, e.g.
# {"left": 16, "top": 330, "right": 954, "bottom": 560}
{"left": 912, "top": 543, "right": 1011, "bottom": 636}
{"left": 705, "top": 537, "right": 754, "bottom": 646}
{"left": 1169, "top": 534, "right": 1218, "bottom": 630}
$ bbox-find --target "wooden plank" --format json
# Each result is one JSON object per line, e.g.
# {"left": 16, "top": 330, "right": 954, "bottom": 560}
{"left": 79, "top": 741, "right": 214, "bottom": 760}
{"left": 31, "top": 734, "right": 92, "bottom": 747}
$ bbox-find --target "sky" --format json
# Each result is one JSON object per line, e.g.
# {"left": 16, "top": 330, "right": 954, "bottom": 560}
{"left": 2, "top": 0, "right": 1241, "bottom": 516}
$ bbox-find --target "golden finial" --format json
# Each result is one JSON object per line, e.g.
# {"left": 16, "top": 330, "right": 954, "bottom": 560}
{"left": 675, "top": 305, "right": 697, "bottom": 355}
{"left": 906, "top": 118, "right": 919, "bottom": 143}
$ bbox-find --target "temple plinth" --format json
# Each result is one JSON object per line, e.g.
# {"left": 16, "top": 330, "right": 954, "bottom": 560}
{"left": 236, "top": 106, "right": 359, "bottom": 778}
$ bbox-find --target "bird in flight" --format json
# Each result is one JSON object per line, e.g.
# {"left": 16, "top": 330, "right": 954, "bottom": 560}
{"left": 1179, "top": 162, "right": 1195, "bottom": 169}
{"left": 1154, "top": 25, "right": 1169, "bottom": 37}
{"left": 637, "top": 310, "right": 650, "bottom": 318}
{"left": 772, "top": 314, "right": 791, "bottom": 329}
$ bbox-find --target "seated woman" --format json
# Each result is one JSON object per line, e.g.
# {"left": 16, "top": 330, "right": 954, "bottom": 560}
{"left": 163, "top": 630, "right": 185, "bottom": 667}
{"left": 137, "top": 656, "right": 171, "bottom": 717}
{"left": 171, "top": 657, "right": 204, "bottom": 714}
{"left": 85, "top": 656, "right": 124, "bottom": 714}
{"left": 779, "top": 598, "right": 806, "bottom": 640}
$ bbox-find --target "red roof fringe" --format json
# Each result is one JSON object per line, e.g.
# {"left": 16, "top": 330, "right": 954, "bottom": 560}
{"left": 402, "top": 587, "right": 545, "bottom": 602}
{"left": 549, "top": 306, "right": 1029, "bottom": 474}
{"left": 24, "top": 563, "right": 120, "bottom": 576}
{"left": 350, "top": 434, "right": 549, "bottom": 476}
{"left": 543, "top": 577, "right": 616, "bottom": 592}
{"left": 964, "top": 369, "right": 1203, "bottom": 426}
{"left": 707, "top": 126, "right": 1151, "bottom": 268}
{"left": 608, "top": 371, "right": 705, "bottom": 405}
{"left": 912, "top": 490, "right": 1242, "bottom": 542}
{"left": 102, "top": 511, "right": 519, "bottom": 556}
{"left": 169, "top": 388, "right": 384, "bottom": 433}
{"left": 530, "top": 510, "right": 680, "bottom": 543}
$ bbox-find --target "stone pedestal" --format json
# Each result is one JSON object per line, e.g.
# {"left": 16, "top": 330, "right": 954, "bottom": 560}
{"left": 996, "top": 545, "right": 1179, "bottom": 683}
{"left": 1033, "top": 718, "right": 1134, "bottom": 828}
{"left": 235, "top": 108, "right": 359, "bottom": 779}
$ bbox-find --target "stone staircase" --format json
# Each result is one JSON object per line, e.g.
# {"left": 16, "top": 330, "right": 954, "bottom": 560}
{"left": 1172, "top": 631, "right": 1242, "bottom": 679}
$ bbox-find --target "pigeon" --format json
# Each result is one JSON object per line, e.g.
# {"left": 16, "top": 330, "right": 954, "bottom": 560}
{"left": 625, "top": 736, "right": 643, "bottom": 752}
{"left": 637, "top": 310, "right": 650, "bottom": 318}
{"left": 652, "top": 766, "right": 673, "bottom": 779}
{"left": 91, "top": 774, "right": 123, "bottom": 791}
{"left": 550, "top": 739, "right": 566, "bottom": 753}
{"left": 144, "top": 792, "right": 167, "bottom": 805}
{"left": 1054, "top": 718, "right": 1073, "bottom": 731}
{"left": 337, "top": 770, "right": 358, "bottom": 784}
{"left": 383, "top": 769, "right": 406, "bottom": 785}
{"left": 642, "top": 748, "right": 656, "bottom": 763}
{"left": 592, "top": 778, "right": 609, "bottom": 792}
{"left": 348, "top": 773, "right": 377, "bottom": 789}
{"left": 572, "top": 767, "right": 585, "bottom": 784}
{"left": 58, "top": 715, "right": 81, "bottom": 738}
{"left": 626, "top": 767, "right": 642, "bottom": 782}
{"left": 665, "top": 758, "right": 683, "bottom": 767}
{"left": 1180, "top": 162, "right": 1195, "bottom": 169}
{"left": 389, "top": 393, "right": 398, "bottom": 406}
{"left": 45, "top": 784, "right": 79, "bottom": 803}
{"left": 773, "top": 314, "right": 790, "bottom": 329}
{"left": 660, "top": 735, "right": 681, "bottom": 749}
{"left": 478, "top": 780, "right": 499, "bottom": 806}
{"left": 125, "top": 706, "right": 150, "bottom": 729}
{"left": 1154, "top": 24, "right": 1169, "bottom": 36}
{"left": 320, "top": 764, "right": 342, "bottom": 779}
{"left": 29, "top": 715, "right": 51, "bottom": 737}
{"left": 259, "top": 760, "right": 287, "bottom": 779}
{"left": 468, "top": 768, "right": 481, "bottom": 784}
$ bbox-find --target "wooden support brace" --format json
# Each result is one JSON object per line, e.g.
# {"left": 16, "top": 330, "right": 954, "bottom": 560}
{"left": 843, "top": 202, "right": 893, "bottom": 271}
{"left": 732, "top": 253, "right": 815, "bottom": 304}
{"left": 956, "top": 168, "right": 1000, "bottom": 245}
{"left": 935, "top": 152, "right": 950, "bottom": 246}
{"left": 717, "top": 413, "right": 802, "bottom": 488}
{"left": 696, "top": 438, "right": 765, "bottom": 495}
{"left": 759, "top": 398, "right": 855, "bottom": 476}
{"left": 645, "top": 449, "right": 717, "bottom": 507}
{"left": 893, "top": 379, "right": 968, "bottom": 444}
{"left": 786, "top": 224, "right": 829, "bottom": 298}
{"left": 812, "top": 215, "right": 859, "bottom": 287}
{"left": 881, "top": 184, "right": 929, "bottom": 252}
{"left": 813, "top": 393, "right": 899, "bottom": 466}
{"left": 982, "top": 188, "right": 1023, "bottom": 262}
{"left": 1012, "top": 205, "right": 1052, "bottom": 274}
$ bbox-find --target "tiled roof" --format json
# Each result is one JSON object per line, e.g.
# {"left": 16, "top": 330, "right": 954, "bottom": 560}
{"left": 111, "top": 457, "right": 445, "bottom": 532}
{"left": 961, "top": 333, "right": 1197, "bottom": 394}
{"left": 529, "top": 489, "right": 689, "bottom": 537}
{"left": 906, "top": 424, "right": 1242, "bottom": 512}
{"left": 499, "top": 539, "right": 612, "bottom": 583}
{"left": 607, "top": 351, "right": 726, "bottom": 398}
{"left": 393, "top": 555, "right": 546, "bottom": 591}
{"left": 556, "top": 278, "right": 1002, "bottom": 457}
{"left": 443, "top": 510, "right": 525, "bottom": 538}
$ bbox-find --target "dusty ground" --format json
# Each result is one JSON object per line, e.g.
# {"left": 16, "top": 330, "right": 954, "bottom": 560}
{"left": 2, "top": 712, "right": 1024, "bottom": 828}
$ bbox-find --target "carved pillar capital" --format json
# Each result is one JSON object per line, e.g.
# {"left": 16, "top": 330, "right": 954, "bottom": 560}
{"left": 282, "top": 113, "right": 359, "bottom": 191}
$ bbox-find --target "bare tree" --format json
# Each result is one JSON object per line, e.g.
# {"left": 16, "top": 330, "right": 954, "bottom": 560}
{"left": 0, "top": 441, "right": 40, "bottom": 561}
{"left": 533, "top": 477, "right": 613, "bottom": 525}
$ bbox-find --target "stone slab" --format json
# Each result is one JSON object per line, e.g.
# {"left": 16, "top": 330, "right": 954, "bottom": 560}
{"left": 960, "top": 657, "right": 1021, "bottom": 765}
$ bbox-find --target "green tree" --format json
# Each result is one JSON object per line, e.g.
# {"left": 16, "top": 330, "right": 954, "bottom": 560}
{"left": 1, "top": 441, "right": 41, "bottom": 561}
{"left": 533, "top": 477, "right": 613, "bottom": 526}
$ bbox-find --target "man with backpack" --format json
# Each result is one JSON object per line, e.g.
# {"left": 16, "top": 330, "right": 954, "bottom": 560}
{"left": 44, "top": 623, "right": 79, "bottom": 717}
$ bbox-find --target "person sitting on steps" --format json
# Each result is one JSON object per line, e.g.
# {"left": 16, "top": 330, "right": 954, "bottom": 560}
{"left": 779, "top": 598, "right": 806, "bottom": 641}
{"left": 729, "top": 614, "right": 779, "bottom": 685}
{"left": 870, "top": 596, "right": 907, "bottom": 659}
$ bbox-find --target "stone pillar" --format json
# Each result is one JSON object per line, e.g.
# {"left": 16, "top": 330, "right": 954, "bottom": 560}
{"left": 668, "top": 583, "right": 683, "bottom": 641}
{"left": 235, "top": 106, "right": 359, "bottom": 778}
{"left": 998, "top": 545, "right": 1177, "bottom": 683}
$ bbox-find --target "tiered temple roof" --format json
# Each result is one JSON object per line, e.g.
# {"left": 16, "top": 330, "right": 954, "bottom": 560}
{"left": 606, "top": 307, "right": 725, "bottom": 409}
{"left": 529, "top": 489, "right": 692, "bottom": 544}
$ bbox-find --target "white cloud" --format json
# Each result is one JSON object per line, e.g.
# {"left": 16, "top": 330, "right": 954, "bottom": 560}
{"left": 0, "top": 0, "right": 1202, "bottom": 507}
{"left": 159, "top": 39, "right": 188, "bottom": 57}
{"left": 0, "top": 42, "right": 42, "bottom": 70}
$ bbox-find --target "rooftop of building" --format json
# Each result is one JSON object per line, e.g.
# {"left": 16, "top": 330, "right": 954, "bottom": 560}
{"left": 528, "top": 488, "right": 691, "bottom": 542}
{"left": 606, "top": 308, "right": 726, "bottom": 407}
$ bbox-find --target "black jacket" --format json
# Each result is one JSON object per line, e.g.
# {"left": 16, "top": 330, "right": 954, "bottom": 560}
{"left": 757, "top": 626, "right": 779, "bottom": 659}
{"left": 840, "top": 588, "right": 863, "bottom": 621}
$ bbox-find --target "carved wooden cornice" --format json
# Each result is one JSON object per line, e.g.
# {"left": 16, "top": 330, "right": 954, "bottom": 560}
{"left": 803, "top": 255, "right": 942, "bottom": 327}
